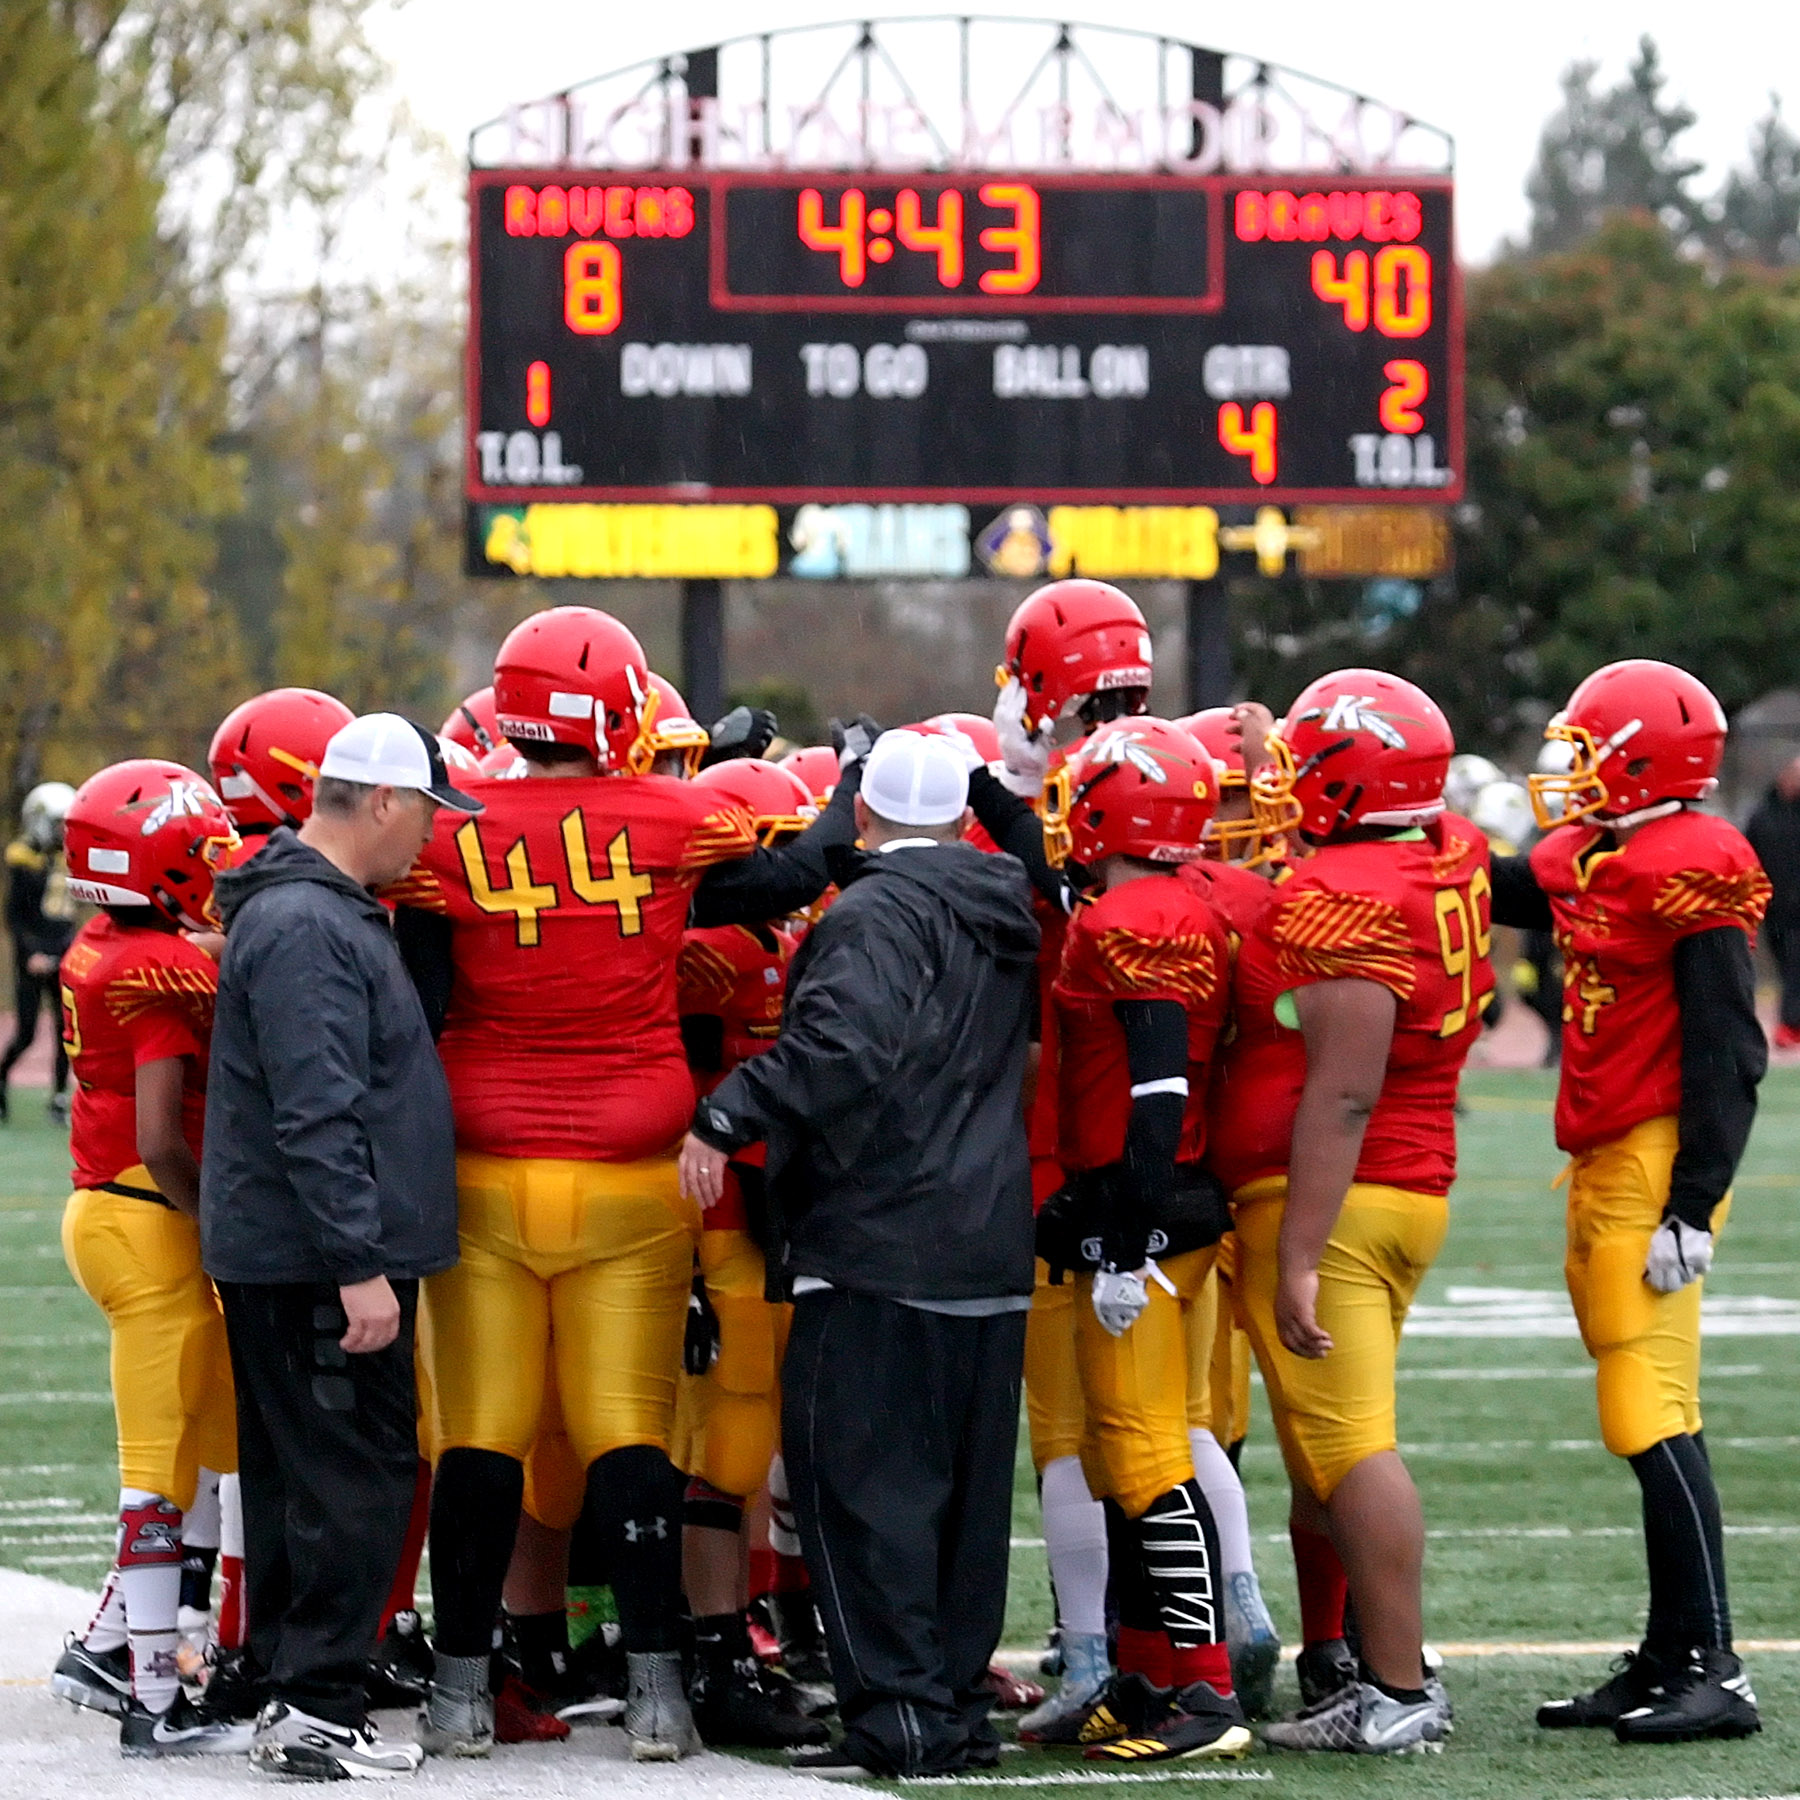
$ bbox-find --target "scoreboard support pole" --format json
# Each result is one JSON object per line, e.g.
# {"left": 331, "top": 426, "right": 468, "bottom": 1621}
{"left": 681, "top": 578, "right": 726, "bottom": 724}
{"left": 1186, "top": 580, "right": 1233, "bottom": 710}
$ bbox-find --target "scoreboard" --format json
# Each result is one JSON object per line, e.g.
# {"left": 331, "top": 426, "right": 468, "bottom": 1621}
{"left": 468, "top": 170, "right": 1460, "bottom": 509}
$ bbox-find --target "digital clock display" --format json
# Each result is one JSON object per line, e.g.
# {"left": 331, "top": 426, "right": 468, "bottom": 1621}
{"left": 468, "top": 168, "right": 1460, "bottom": 510}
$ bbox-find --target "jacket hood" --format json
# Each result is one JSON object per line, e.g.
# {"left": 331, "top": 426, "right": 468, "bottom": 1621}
{"left": 213, "top": 826, "right": 390, "bottom": 930}
{"left": 858, "top": 841, "right": 1040, "bottom": 968}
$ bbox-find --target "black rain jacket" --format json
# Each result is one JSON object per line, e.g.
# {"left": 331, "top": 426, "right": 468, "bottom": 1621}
{"left": 693, "top": 840, "right": 1040, "bottom": 1303}
{"left": 200, "top": 829, "right": 459, "bottom": 1286}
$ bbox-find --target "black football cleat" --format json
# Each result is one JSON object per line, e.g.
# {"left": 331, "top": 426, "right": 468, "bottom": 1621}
{"left": 120, "top": 1690, "right": 254, "bottom": 1757}
{"left": 1537, "top": 1648, "right": 1666, "bottom": 1729}
{"left": 1614, "top": 1648, "right": 1761, "bottom": 1743}
{"left": 692, "top": 1657, "right": 829, "bottom": 1748}
{"left": 1295, "top": 1638, "right": 1357, "bottom": 1710}
{"left": 365, "top": 1608, "right": 434, "bottom": 1709}
{"left": 1085, "top": 1681, "right": 1251, "bottom": 1763}
{"left": 50, "top": 1635, "right": 131, "bottom": 1716}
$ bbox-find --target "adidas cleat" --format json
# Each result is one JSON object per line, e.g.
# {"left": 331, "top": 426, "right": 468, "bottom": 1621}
{"left": 1084, "top": 1682, "right": 1252, "bottom": 1763}
{"left": 1029, "top": 1670, "right": 1174, "bottom": 1748}
{"left": 1263, "top": 1679, "right": 1449, "bottom": 1755}
{"left": 1614, "top": 1648, "right": 1761, "bottom": 1743}
{"left": 49, "top": 1635, "right": 131, "bottom": 1717}
{"left": 1537, "top": 1648, "right": 1665, "bottom": 1729}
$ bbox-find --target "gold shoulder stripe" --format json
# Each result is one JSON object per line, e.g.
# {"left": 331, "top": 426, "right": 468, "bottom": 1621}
{"left": 105, "top": 961, "right": 217, "bottom": 1029}
{"left": 1651, "top": 866, "right": 1772, "bottom": 933}
{"left": 1272, "top": 887, "right": 1416, "bottom": 997}
{"left": 678, "top": 803, "right": 759, "bottom": 874}
{"left": 382, "top": 866, "right": 449, "bottom": 912}
{"left": 1430, "top": 832, "right": 1480, "bottom": 882}
{"left": 677, "top": 940, "right": 739, "bottom": 1012}
{"left": 1095, "top": 926, "right": 1218, "bottom": 1006}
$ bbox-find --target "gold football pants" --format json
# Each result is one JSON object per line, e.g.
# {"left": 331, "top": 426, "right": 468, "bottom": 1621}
{"left": 1024, "top": 1259, "right": 1086, "bottom": 1472}
{"left": 61, "top": 1185, "right": 236, "bottom": 1511}
{"left": 421, "top": 1151, "right": 698, "bottom": 1472}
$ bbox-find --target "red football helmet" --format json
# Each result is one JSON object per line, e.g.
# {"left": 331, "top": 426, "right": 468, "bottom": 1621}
{"left": 779, "top": 745, "right": 840, "bottom": 806}
{"left": 915, "top": 712, "right": 1002, "bottom": 765}
{"left": 440, "top": 686, "right": 500, "bottom": 757}
{"left": 1177, "top": 707, "right": 1283, "bottom": 866}
{"left": 628, "top": 673, "right": 711, "bottom": 777}
{"left": 437, "top": 736, "right": 483, "bottom": 775}
{"left": 493, "top": 606, "right": 651, "bottom": 771}
{"left": 208, "top": 688, "right": 353, "bottom": 830}
{"left": 998, "top": 580, "right": 1154, "bottom": 735}
{"left": 1176, "top": 709, "right": 1246, "bottom": 784}
{"left": 692, "top": 757, "right": 817, "bottom": 845}
{"left": 1529, "top": 660, "right": 1727, "bottom": 829}
{"left": 478, "top": 742, "right": 527, "bottom": 779}
{"left": 65, "top": 761, "right": 239, "bottom": 930}
{"left": 1046, "top": 718, "right": 1219, "bottom": 868}
{"left": 1255, "top": 670, "right": 1453, "bottom": 841}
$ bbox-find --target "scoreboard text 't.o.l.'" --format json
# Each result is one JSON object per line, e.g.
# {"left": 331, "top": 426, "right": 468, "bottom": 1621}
{"left": 468, "top": 171, "right": 1460, "bottom": 508}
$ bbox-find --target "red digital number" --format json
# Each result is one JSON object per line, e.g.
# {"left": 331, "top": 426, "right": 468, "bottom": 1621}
{"left": 1312, "top": 246, "right": 1433, "bottom": 339}
{"left": 564, "top": 242, "right": 621, "bottom": 335}
{"left": 977, "top": 184, "right": 1040, "bottom": 295}
{"left": 1380, "top": 360, "right": 1427, "bottom": 433}
{"left": 896, "top": 188, "right": 965, "bottom": 287}
{"left": 798, "top": 188, "right": 867, "bottom": 287}
{"left": 1311, "top": 250, "right": 1369, "bottom": 331}
{"left": 1218, "top": 402, "right": 1278, "bottom": 485}
{"left": 526, "top": 360, "right": 551, "bottom": 427}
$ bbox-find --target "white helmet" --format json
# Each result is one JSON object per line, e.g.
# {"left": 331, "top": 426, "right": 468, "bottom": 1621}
{"left": 1533, "top": 727, "right": 1577, "bottom": 819}
{"left": 1471, "top": 779, "right": 1535, "bottom": 853}
{"left": 21, "top": 782, "right": 76, "bottom": 853}
{"left": 1443, "top": 754, "right": 1503, "bottom": 819}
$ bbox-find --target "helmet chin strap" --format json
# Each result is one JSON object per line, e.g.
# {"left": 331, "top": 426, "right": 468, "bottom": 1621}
{"left": 1597, "top": 798, "right": 1685, "bottom": 831}
{"left": 1360, "top": 798, "right": 1447, "bottom": 828}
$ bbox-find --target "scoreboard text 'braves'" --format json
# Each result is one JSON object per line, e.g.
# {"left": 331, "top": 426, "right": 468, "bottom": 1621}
{"left": 469, "top": 171, "right": 1460, "bottom": 508}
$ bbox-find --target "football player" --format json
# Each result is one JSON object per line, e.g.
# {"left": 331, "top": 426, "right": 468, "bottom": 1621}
{"left": 1040, "top": 717, "right": 1250, "bottom": 1765}
{"left": 1214, "top": 670, "right": 1488, "bottom": 1754}
{"left": 1499, "top": 662, "right": 1767, "bottom": 1742}
{"left": 0, "top": 780, "right": 78, "bottom": 1123}
{"left": 440, "top": 686, "right": 501, "bottom": 759}
{"left": 209, "top": 688, "right": 355, "bottom": 847}
{"left": 673, "top": 756, "right": 827, "bottom": 1749}
{"left": 392, "top": 607, "right": 857, "bottom": 1761}
{"left": 48, "top": 762, "right": 251, "bottom": 1758}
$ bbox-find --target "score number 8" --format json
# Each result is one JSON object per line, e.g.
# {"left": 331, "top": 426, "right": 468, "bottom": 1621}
{"left": 1310, "top": 245, "right": 1431, "bottom": 337}
{"left": 565, "top": 242, "right": 622, "bottom": 335}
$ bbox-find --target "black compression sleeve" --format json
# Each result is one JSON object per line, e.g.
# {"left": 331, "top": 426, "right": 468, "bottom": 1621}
{"left": 967, "top": 766, "right": 1077, "bottom": 914}
{"left": 394, "top": 905, "right": 454, "bottom": 1040}
{"left": 1107, "top": 997, "right": 1188, "bottom": 1269}
{"left": 1489, "top": 853, "right": 1553, "bottom": 930}
{"left": 1669, "top": 926, "right": 1767, "bottom": 1229}
{"left": 690, "top": 760, "right": 863, "bottom": 927}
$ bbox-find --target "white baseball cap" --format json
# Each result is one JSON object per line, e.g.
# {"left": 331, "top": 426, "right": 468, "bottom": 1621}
{"left": 861, "top": 730, "right": 970, "bottom": 828}
{"left": 319, "top": 713, "right": 483, "bottom": 814}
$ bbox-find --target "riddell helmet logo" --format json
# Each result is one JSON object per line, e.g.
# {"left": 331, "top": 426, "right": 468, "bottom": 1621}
{"left": 1311, "top": 695, "right": 1409, "bottom": 749}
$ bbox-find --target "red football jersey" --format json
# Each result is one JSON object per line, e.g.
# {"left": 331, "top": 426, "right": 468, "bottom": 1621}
{"left": 1530, "top": 809, "right": 1769, "bottom": 1155}
{"left": 676, "top": 923, "right": 794, "bottom": 1095}
{"left": 1054, "top": 876, "right": 1231, "bottom": 1174}
{"left": 395, "top": 772, "right": 757, "bottom": 1161}
{"left": 60, "top": 915, "right": 215, "bottom": 1192}
{"left": 1209, "top": 815, "right": 1494, "bottom": 1196}
{"left": 1179, "top": 857, "right": 1283, "bottom": 954}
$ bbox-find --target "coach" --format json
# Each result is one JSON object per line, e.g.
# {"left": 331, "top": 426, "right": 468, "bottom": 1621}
{"left": 680, "top": 730, "right": 1039, "bottom": 1777}
{"left": 201, "top": 715, "right": 478, "bottom": 1777}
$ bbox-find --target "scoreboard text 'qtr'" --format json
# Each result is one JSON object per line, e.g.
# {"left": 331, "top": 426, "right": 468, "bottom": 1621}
{"left": 470, "top": 171, "right": 1460, "bottom": 506}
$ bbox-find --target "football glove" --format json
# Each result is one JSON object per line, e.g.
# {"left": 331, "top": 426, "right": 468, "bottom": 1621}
{"left": 684, "top": 1268, "right": 721, "bottom": 1374}
{"left": 993, "top": 677, "right": 1052, "bottom": 799}
{"left": 934, "top": 721, "right": 988, "bottom": 772}
{"left": 1091, "top": 1266, "right": 1150, "bottom": 1337}
{"left": 702, "top": 705, "right": 779, "bottom": 766}
{"left": 1035, "top": 1184, "right": 1086, "bottom": 1286}
{"left": 1645, "top": 1217, "right": 1713, "bottom": 1293}
{"left": 831, "top": 713, "right": 883, "bottom": 769}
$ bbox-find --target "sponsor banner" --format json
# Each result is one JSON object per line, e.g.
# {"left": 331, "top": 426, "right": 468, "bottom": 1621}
{"left": 468, "top": 501, "right": 1448, "bottom": 581}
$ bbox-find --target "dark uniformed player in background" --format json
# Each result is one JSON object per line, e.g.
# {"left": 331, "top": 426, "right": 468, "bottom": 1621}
{"left": 2, "top": 780, "right": 78, "bottom": 1122}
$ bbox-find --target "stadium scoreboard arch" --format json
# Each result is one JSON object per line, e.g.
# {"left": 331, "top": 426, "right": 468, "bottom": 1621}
{"left": 468, "top": 170, "right": 1460, "bottom": 514}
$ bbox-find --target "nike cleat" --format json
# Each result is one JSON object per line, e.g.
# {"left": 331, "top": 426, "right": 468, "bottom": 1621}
{"left": 251, "top": 1700, "right": 425, "bottom": 1778}
{"left": 1537, "top": 1648, "right": 1666, "bottom": 1729}
{"left": 1263, "top": 1680, "right": 1449, "bottom": 1754}
{"left": 1085, "top": 1682, "right": 1252, "bottom": 1763}
{"left": 1614, "top": 1648, "right": 1761, "bottom": 1743}
{"left": 1226, "top": 1572, "right": 1282, "bottom": 1722}
{"left": 49, "top": 1635, "right": 131, "bottom": 1717}
{"left": 119, "top": 1691, "right": 254, "bottom": 1757}
{"left": 1294, "top": 1637, "right": 1357, "bottom": 1710}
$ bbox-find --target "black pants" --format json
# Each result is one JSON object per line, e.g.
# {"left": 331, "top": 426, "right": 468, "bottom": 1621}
{"left": 1768, "top": 919, "right": 1800, "bottom": 1030}
{"left": 782, "top": 1290, "right": 1025, "bottom": 1775}
{"left": 219, "top": 1280, "right": 420, "bottom": 1728}
{"left": 0, "top": 959, "right": 67, "bottom": 1093}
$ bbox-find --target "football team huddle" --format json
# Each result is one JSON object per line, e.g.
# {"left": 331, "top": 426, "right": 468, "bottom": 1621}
{"left": 36, "top": 579, "right": 1771, "bottom": 1775}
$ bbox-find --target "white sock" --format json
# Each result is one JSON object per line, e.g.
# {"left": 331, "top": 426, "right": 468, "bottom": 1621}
{"left": 1040, "top": 1456, "right": 1108, "bottom": 1638}
{"left": 117, "top": 1489, "right": 184, "bottom": 1713}
{"left": 218, "top": 1473, "right": 244, "bottom": 1561}
{"left": 84, "top": 1568, "right": 127, "bottom": 1654}
{"left": 767, "top": 1455, "right": 801, "bottom": 1558}
{"left": 183, "top": 1469, "right": 221, "bottom": 1551}
{"left": 1189, "top": 1428, "right": 1255, "bottom": 1582}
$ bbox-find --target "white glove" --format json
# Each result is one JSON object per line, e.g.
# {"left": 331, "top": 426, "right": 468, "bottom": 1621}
{"left": 993, "top": 677, "right": 1052, "bottom": 800}
{"left": 1091, "top": 1267, "right": 1151, "bottom": 1337}
{"left": 1645, "top": 1217, "right": 1713, "bottom": 1293}
{"left": 934, "top": 723, "right": 987, "bottom": 773}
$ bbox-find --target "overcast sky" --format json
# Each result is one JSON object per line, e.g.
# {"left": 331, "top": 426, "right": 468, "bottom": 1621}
{"left": 370, "top": 0, "right": 1796, "bottom": 263}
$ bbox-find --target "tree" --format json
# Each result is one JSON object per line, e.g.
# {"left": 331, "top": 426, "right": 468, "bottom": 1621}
{"left": 1714, "top": 97, "right": 1800, "bottom": 267}
{"left": 1524, "top": 37, "right": 1705, "bottom": 254}
{"left": 1453, "top": 215, "right": 1800, "bottom": 753}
